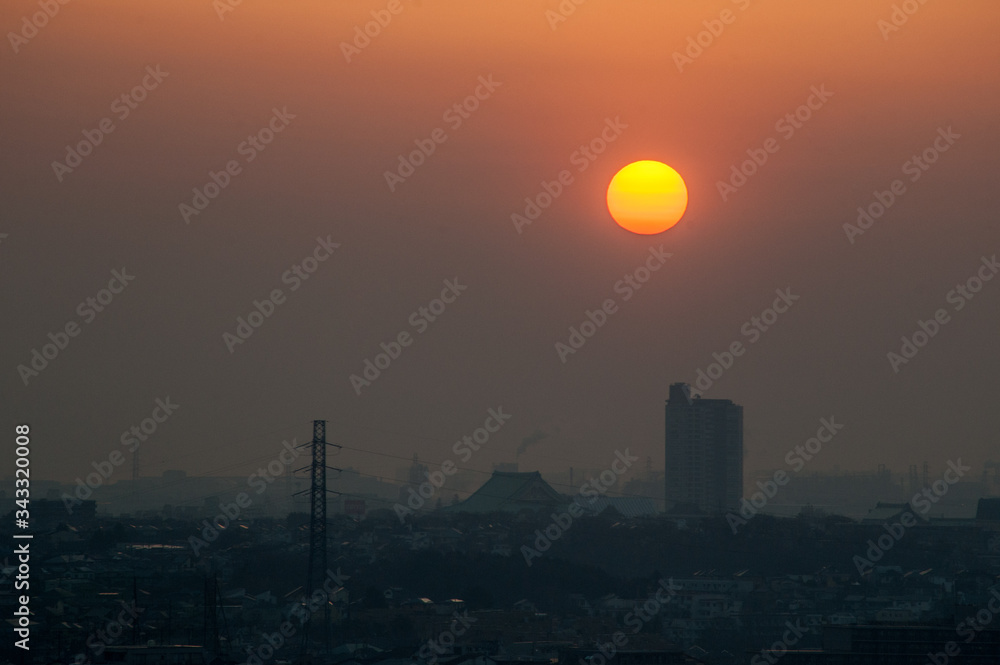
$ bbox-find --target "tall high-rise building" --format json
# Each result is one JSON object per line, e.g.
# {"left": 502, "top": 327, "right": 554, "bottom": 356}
{"left": 664, "top": 382, "right": 743, "bottom": 514}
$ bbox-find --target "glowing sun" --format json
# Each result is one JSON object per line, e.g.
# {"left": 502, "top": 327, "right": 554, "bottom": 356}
{"left": 607, "top": 160, "right": 688, "bottom": 234}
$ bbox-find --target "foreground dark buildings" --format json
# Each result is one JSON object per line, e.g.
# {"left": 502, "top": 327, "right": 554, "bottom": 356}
{"left": 6, "top": 499, "right": 1000, "bottom": 665}
{"left": 6, "top": 388, "right": 997, "bottom": 665}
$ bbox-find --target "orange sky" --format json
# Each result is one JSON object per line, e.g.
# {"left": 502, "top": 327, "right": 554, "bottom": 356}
{"left": 3, "top": 0, "right": 1000, "bottom": 487}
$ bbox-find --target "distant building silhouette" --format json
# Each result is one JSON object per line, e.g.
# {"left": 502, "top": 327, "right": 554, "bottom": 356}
{"left": 860, "top": 501, "right": 928, "bottom": 525}
{"left": 664, "top": 382, "right": 743, "bottom": 514}
{"left": 442, "top": 471, "right": 564, "bottom": 514}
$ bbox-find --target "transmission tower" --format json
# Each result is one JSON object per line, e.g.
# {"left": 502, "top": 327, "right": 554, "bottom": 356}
{"left": 294, "top": 420, "right": 340, "bottom": 657}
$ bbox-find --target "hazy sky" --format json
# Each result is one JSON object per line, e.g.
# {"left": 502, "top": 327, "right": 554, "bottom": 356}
{"left": 3, "top": 1, "right": 999, "bottom": 490}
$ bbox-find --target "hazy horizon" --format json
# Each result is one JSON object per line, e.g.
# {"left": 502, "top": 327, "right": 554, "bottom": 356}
{"left": 4, "top": 0, "right": 999, "bottom": 492}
